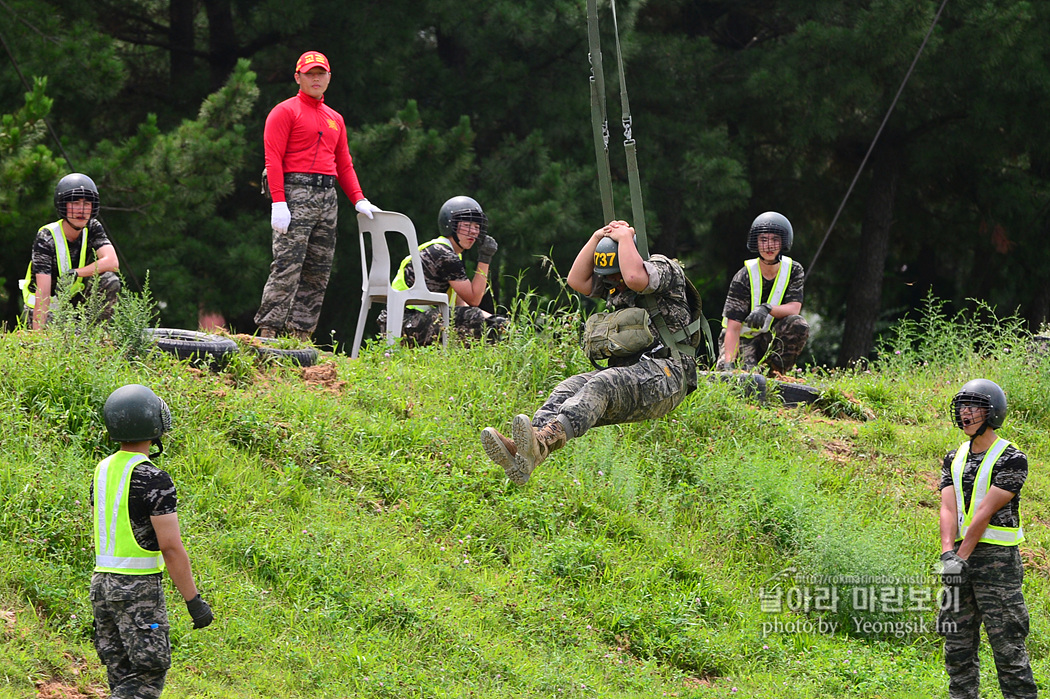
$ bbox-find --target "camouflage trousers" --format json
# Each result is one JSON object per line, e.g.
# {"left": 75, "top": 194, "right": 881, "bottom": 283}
{"left": 84, "top": 271, "right": 122, "bottom": 320}
{"left": 91, "top": 572, "right": 171, "bottom": 699}
{"left": 718, "top": 314, "right": 809, "bottom": 372}
{"left": 378, "top": 306, "right": 508, "bottom": 347}
{"left": 255, "top": 183, "right": 338, "bottom": 334}
{"left": 938, "top": 545, "right": 1036, "bottom": 699}
{"left": 532, "top": 354, "right": 694, "bottom": 439}
{"left": 22, "top": 271, "right": 122, "bottom": 327}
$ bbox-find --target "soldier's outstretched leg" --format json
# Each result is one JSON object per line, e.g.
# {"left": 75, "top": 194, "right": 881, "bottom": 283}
{"left": 481, "top": 427, "right": 517, "bottom": 478}
{"left": 509, "top": 415, "right": 569, "bottom": 484}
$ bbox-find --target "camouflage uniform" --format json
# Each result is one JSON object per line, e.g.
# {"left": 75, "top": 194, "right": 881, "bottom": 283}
{"left": 719, "top": 259, "right": 808, "bottom": 372}
{"left": 28, "top": 218, "right": 121, "bottom": 321}
{"left": 380, "top": 306, "right": 507, "bottom": 346}
{"left": 90, "top": 460, "right": 178, "bottom": 699}
{"left": 255, "top": 179, "right": 338, "bottom": 335}
{"left": 377, "top": 237, "right": 507, "bottom": 346}
{"left": 91, "top": 573, "right": 171, "bottom": 698}
{"left": 937, "top": 444, "right": 1036, "bottom": 699}
{"left": 530, "top": 255, "right": 698, "bottom": 439}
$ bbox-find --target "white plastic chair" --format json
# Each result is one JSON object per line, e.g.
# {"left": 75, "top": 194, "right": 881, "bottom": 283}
{"left": 350, "top": 211, "right": 450, "bottom": 358}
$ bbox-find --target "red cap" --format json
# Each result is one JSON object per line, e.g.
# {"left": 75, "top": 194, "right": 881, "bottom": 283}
{"left": 295, "top": 51, "right": 330, "bottom": 73}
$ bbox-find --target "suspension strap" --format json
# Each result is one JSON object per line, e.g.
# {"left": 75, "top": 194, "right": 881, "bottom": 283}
{"left": 587, "top": 0, "right": 651, "bottom": 257}
{"left": 610, "top": 0, "right": 649, "bottom": 259}
{"left": 587, "top": 0, "right": 615, "bottom": 224}
{"left": 588, "top": 0, "right": 714, "bottom": 364}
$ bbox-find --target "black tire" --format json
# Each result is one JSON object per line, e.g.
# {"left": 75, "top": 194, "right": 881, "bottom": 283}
{"left": 249, "top": 338, "right": 319, "bottom": 367}
{"left": 771, "top": 380, "right": 821, "bottom": 407}
{"left": 145, "top": 328, "right": 240, "bottom": 368}
{"left": 698, "top": 371, "right": 767, "bottom": 401}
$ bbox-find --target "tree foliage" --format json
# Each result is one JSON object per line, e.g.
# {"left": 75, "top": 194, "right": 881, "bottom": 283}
{"left": 1, "top": 0, "right": 1049, "bottom": 360}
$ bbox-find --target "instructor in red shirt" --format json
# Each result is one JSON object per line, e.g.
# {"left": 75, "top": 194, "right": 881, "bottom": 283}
{"left": 255, "top": 50, "right": 381, "bottom": 342}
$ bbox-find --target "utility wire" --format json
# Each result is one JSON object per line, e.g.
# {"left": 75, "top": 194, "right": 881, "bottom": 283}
{"left": 807, "top": 0, "right": 950, "bottom": 276}
{"left": 0, "top": 26, "right": 74, "bottom": 170}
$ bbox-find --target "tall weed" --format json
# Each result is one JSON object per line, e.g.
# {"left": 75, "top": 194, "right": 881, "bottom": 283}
{"left": 108, "top": 273, "right": 159, "bottom": 359}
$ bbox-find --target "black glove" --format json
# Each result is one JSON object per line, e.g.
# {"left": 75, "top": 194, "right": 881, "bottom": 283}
{"left": 186, "top": 594, "right": 214, "bottom": 629}
{"left": 476, "top": 234, "right": 498, "bottom": 265}
{"left": 939, "top": 551, "right": 968, "bottom": 586}
{"left": 63, "top": 268, "right": 79, "bottom": 280}
{"left": 715, "top": 358, "right": 735, "bottom": 372}
{"left": 744, "top": 303, "right": 772, "bottom": 329}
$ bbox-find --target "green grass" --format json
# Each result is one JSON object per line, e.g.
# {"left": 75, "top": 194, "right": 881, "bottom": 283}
{"left": 0, "top": 295, "right": 1048, "bottom": 697}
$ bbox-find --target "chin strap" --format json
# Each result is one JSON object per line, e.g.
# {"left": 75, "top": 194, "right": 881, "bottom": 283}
{"left": 150, "top": 437, "right": 164, "bottom": 459}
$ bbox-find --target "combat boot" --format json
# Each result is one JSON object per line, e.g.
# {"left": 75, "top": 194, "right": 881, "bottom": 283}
{"left": 509, "top": 414, "right": 567, "bottom": 484}
{"left": 481, "top": 427, "right": 522, "bottom": 481}
{"left": 258, "top": 326, "right": 278, "bottom": 339}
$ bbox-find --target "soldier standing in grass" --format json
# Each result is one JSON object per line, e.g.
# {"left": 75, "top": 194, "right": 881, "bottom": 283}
{"left": 717, "top": 212, "right": 808, "bottom": 374}
{"left": 91, "top": 385, "right": 213, "bottom": 698}
{"left": 20, "top": 173, "right": 121, "bottom": 329}
{"left": 481, "top": 220, "right": 699, "bottom": 484}
{"left": 379, "top": 196, "right": 507, "bottom": 346}
{"left": 938, "top": 379, "right": 1037, "bottom": 699}
{"left": 255, "top": 50, "right": 381, "bottom": 343}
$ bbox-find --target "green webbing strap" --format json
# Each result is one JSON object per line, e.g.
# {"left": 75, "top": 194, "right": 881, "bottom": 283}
{"left": 587, "top": 0, "right": 615, "bottom": 224}
{"left": 591, "top": 0, "right": 710, "bottom": 364}
{"left": 610, "top": 0, "right": 649, "bottom": 259}
{"left": 675, "top": 314, "right": 717, "bottom": 365}
{"left": 643, "top": 295, "right": 681, "bottom": 362}
{"left": 700, "top": 316, "right": 716, "bottom": 363}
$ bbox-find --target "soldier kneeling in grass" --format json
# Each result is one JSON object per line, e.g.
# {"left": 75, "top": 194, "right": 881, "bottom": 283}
{"left": 91, "top": 384, "right": 213, "bottom": 698}
{"left": 481, "top": 220, "right": 700, "bottom": 485}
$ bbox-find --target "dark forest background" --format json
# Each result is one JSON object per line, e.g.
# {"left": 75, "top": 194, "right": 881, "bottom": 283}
{"left": 2, "top": 0, "right": 1048, "bottom": 365}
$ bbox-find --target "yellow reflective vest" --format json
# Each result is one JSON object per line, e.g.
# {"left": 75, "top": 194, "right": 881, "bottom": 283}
{"left": 950, "top": 438, "right": 1024, "bottom": 546}
{"left": 722, "top": 256, "right": 793, "bottom": 339}
{"left": 19, "top": 221, "right": 88, "bottom": 309}
{"left": 391, "top": 236, "right": 459, "bottom": 312}
{"left": 93, "top": 451, "right": 165, "bottom": 575}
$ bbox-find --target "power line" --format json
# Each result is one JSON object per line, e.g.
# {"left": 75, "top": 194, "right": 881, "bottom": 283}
{"left": 807, "top": 0, "right": 951, "bottom": 276}
{"left": 0, "top": 26, "right": 75, "bottom": 170}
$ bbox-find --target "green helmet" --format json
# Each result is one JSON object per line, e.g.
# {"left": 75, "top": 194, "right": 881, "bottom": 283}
{"left": 103, "top": 384, "right": 172, "bottom": 443}
{"left": 951, "top": 378, "right": 1007, "bottom": 431}
{"left": 593, "top": 236, "right": 635, "bottom": 276}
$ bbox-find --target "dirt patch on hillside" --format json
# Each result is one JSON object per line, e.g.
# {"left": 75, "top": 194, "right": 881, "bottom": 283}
{"left": 36, "top": 682, "right": 105, "bottom": 699}
{"left": 1023, "top": 544, "right": 1050, "bottom": 576}
{"left": 301, "top": 361, "right": 345, "bottom": 392}
{"left": 821, "top": 439, "right": 854, "bottom": 463}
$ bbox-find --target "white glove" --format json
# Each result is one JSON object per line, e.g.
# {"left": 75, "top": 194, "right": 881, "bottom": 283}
{"left": 355, "top": 198, "right": 382, "bottom": 220}
{"left": 271, "top": 202, "right": 291, "bottom": 234}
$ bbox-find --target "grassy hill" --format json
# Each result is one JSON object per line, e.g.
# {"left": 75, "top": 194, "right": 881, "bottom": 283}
{"left": 1, "top": 296, "right": 1048, "bottom": 698}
